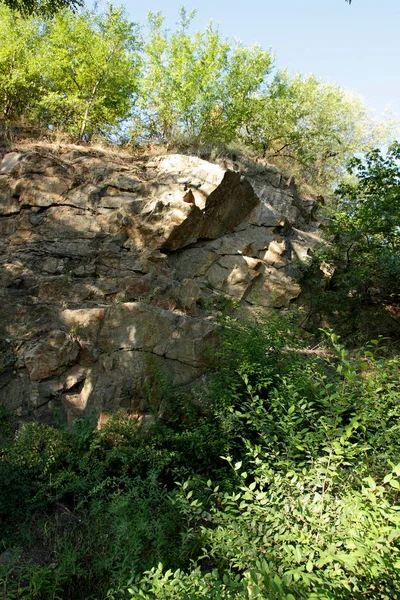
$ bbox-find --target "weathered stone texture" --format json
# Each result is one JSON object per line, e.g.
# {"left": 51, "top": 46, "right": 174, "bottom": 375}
{"left": 0, "top": 148, "right": 321, "bottom": 424}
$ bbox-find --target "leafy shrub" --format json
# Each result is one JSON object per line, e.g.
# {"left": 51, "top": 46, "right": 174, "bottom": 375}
{"left": 1, "top": 316, "right": 400, "bottom": 599}
{"left": 130, "top": 321, "right": 400, "bottom": 599}
{"left": 301, "top": 143, "right": 400, "bottom": 341}
{"left": 0, "top": 423, "right": 71, "bottom": 532}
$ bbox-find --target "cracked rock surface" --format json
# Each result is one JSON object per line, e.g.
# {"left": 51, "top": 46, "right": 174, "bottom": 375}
{"left": 0, "top": 147, "right": 322, "bottom": 425}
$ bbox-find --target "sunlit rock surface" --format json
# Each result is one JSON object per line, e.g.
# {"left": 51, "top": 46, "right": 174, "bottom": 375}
{"left": 0, "top": 147, "right": 322, "bottom": 424}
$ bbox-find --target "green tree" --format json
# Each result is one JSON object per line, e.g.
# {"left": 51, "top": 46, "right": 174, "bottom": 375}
{"left": 335, "top": 142, "right": 400, "bottom": 250}
{"left": 307, "top": 143, "right": 400, "bottom": 339}
{"left": 1, "top": 0, "right": 82, "bottom": 17}
{"left": 330, "top": 143, "right": 400, "bottom": 307}
{"left": 36, "top": 5, "right": 141, "bottom": 140}
{"left": 242, "top": 71, "right": 390, "bottom": 188}
{"left": 215, "top": 42, "right": 273, "bottom": 142}
{"left": 132, "top": 9, "right": 272, "bottom": 144}
{"left": 132, "top": 9, "right": 230, "bottom": 142}
{"left": 0, "top": 5, "right": 44, "bottom": 121}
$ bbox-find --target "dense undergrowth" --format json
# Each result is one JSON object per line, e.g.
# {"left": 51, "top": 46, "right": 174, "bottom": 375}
{"left": 1, "top": 313, "right": 400, "bottom": 600}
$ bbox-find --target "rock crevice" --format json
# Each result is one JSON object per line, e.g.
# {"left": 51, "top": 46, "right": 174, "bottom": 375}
{"left": 0, "top": 148, "right": 321, "bottom": 424}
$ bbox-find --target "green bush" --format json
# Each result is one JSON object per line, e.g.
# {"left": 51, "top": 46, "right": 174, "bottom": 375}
{"left": 0, "top": 423, "right": 72, "bottom": 532}
{"left": 1, "top": 316, "right": 399, "bottom": 599}
{"left": 301, "top": 143, "right": 400, "bottom": 342}
{"left": 130, "top": 322, "right": 400, "bottom": 599}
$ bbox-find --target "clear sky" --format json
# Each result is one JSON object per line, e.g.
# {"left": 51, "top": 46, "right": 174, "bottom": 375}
{"left": 99, "top": 0, "right": 400, "bottom": 119}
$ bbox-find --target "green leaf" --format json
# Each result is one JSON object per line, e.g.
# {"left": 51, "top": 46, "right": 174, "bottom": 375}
{"left": 293, "top": 546, "right": 302, "bottom": 562}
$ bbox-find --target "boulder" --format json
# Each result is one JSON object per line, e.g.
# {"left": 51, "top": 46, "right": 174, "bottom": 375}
{"left": 23, "top": 330, "right": 80, "bottom": 381}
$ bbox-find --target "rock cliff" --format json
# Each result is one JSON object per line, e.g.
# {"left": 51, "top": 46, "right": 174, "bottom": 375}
{"left": 0, "top": 146, "right": 321, "bottom": 425}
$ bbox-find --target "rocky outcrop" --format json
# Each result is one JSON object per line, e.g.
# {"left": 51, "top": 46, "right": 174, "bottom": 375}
{"left": 0, "top": 147, "right": 321, "bottom": 425}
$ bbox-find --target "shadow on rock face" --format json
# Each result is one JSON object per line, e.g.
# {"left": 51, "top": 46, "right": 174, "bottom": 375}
{"left": 0, "top": 149, "right": 321, "bottom": 426}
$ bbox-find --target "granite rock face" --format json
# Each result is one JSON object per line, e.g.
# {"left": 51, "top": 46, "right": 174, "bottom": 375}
{"left": 0, "top": 147, "right": 321, "bottom": 425}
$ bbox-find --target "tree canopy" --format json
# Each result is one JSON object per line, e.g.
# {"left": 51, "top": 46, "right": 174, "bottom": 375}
{"left": 0, "top": 4, "right": 395, "bottom": 189}
{"left": 0, "top": 4, "right": 141, "bottom": 140}
{"left": 1, "top": 0, "right": 82, "bottom": 17}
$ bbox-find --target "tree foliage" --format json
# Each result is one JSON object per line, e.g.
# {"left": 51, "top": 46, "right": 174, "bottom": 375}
{"left": 330, "top": 144, "right": 400, "bottom": 305}
{"left": 240, "top": 71, "right": 388, "bottom": 187}
{"left": 132, "top": 9, "right": 231, "bottom": 141}
{"left": 38, "top": 6, "right": 142, "bottom": 140}
{"left": 0, "top": 4, "right": 395, "bottom": 187}
{"left": 131, "top": 8, "right": 272, "bottom": 144}
{"left": 335, "top": 142, "right": 400, "bottom": 251}
{"left": 1, "top": 0, "right": 82, "bottom": 17}
{"left": 302, "top": 143, "right": 400, "bottom": 341}
{"left": 1, "top": 317, "right": 400, "bottom": 599}
{"left": 0, "top": 4, "right": 141, "bottom": 140}
{"left": 0, "top": 6, "right": 44, "bottom": 121}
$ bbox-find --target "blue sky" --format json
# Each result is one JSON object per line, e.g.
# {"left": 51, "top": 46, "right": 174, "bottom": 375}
{"left": 100, "top": 0, "right": 400, "bottom": 119}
